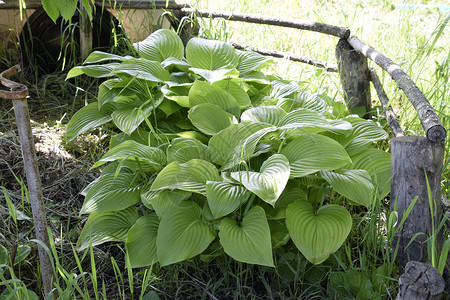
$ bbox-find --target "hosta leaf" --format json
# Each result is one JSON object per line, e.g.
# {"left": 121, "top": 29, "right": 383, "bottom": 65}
{"left": 213, "top": 79, "right": 251, "bottom": 108}
{"left": 188, "top": 80, "right": 240, "bottom": 117}
{"left": 236, "top": 50, "right": 273, "bottom": 74}
{"left": 219, "top": 206, "right": 274, "bottom": 267}
{"left": 186, "top": 37, "right": 239, "bottom": 70}
{"left": 66, "top": 102, "right": 116, "bottom": 142}
{"left": 240, "top": 71, "right": 271, "bottom": 84}
{"left": 286, "top": 202, "right": 352, "bottom": 264}
{"left": 141, "top": 189, "right": 191, "bottom": 218}
{"left": 167, "top": 137, "right": 209, "bottom": 163}
{"left": 66, "top": 63, "right": 119, "bottom": 79}
{"left": 189, "top": 68, "right": 239, "bottom": 83}
{"left": 241, "top": 106, "right": 287, "bottom": 125}
{"left": 162, "top": 58, "right": 191, "bottom": 73}
{"left": 206, "top": 181, "right": 251, "bottom": 219}
{"left": 157, "top": 201, "right": 216, "bottom": 266}
{"left": 77, "top": 206, "right": 138, "bottom": 250}
{"left": 344, "top": 118, "right": 389, "bottom": 155}
{"left": 279, "top": 92, "right": 327, "bottom": 114}
{"left": 270, "top": 80, "right": 299, "bottom": 99}
{"left": 351, "top": 148, "right": 391, "bottom": 199}
{"left": 126, "top": 214, "right": 159, "bottom": 268}
{"left": 80, "top": 173, "right": 144, "bottom": 214}
{"left": 278, "top": 108, "right": 330, "bottom": 131}
{"left": 134, "top": 29, "right": 184, "bottom": 62}
{"left": 84, "top": 51, "right": 129, "bottom": 64}
{"left": 112, "top": 96, "right": 163, "bottom": 135}
{"left": 188, "top": 103, "right": 236, "bottom": 135}
{"left": 209, "top": 122, "right": 277, "bottom": 170}
{"left": 281, "top": 134, "right": 352, "bottom": 177}
{"left": 151, "top": 159, "right": 220, "bottom": 194}
{"left": 269, "top": 219, "right": 290, "bottom": 249}
{"left": 92, "top": 140, "right": 166, "bottom": 172}
{"left": 113, "top": 59, "right": 170, "bottom": 82}
{"left": 231, "top": 154, "right": 290, "bottom": 206}
{"left": 320, "top": 169, "right": 375, "bottom": 207}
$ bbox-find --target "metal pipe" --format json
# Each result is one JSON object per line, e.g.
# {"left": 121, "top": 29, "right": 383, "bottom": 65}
{"left": 0, "top": 65, "right": 53, "bottom": 298}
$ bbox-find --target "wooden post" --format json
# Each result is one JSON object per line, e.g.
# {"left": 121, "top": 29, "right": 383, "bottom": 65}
{"left": 79, "top": 2, "right": 93, "bottom": 61}
{"left": 396, "top": 261, "right": 445, "bottom": 300}
{"left": 335, "top": 38, "right": 371, "bottom": 117}
{"left": 390, "top": 136, "right": 445, "bottom": 270}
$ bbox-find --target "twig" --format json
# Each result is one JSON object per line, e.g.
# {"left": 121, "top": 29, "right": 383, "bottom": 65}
{"left": 369, "top": 68, "right": 404, "bottom": 137}
{"left": 180, "top": 8, "right": 351, "bottom": 39}
{"left": 231, "top": 42, "right": 338, "bottom": 72}
{"left": 348, "top": 35, "right": 446, "bottom": 142}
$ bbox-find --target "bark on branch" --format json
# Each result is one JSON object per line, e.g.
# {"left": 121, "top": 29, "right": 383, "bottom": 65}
{"left": 180, "top": 8, "right": 351, "bottom": 39}
{"left": 231, "top": 42, "right": 338, "bottom": 72}
{"left": 369, "top": 68, "right": 404, "bottom": 137}
{"left": 348, "top": 35, "right": 446, "bottom": 142}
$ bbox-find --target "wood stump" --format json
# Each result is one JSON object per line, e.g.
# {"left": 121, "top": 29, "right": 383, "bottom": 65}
{"left": 396, "top": 261, "right": 445, "bottom": 300}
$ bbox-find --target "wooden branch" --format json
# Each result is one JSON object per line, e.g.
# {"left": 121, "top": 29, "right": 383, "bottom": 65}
{"left": 79, "top": 2, "right": 93, "bottom": 61}
{"left": 180, "top": 8, "right": 350, "bottom": 39}
{"left": 369, "top": 68, "right": 404, "bottom": 137}
{"left": 348, "top": 35, "right": 446, "bottom": 142}
{"left": 397, "top": 261, "right": 445, "bottom": 300}
{"left": 335, "top": 38, "right": 371, "bottom": 116}
{"left": 231, "top": 42, "right": 338, "bottom": 72}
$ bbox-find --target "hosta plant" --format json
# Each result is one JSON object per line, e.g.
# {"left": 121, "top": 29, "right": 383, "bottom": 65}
{"left": 66, "top": 29, "right": 391, "bottom": 268}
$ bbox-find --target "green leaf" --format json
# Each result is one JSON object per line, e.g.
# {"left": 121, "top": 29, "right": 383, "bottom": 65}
{"left": 80, "top": 173, "right": 144, "bottom": 214}
{"left": 351, "top": 148, "right": 391, "bottom": 199}
{"left": 344, "top": 118, "right": 389, "bottom": 155}
{"left": 241, "top": 106, "right": 287, "bottom": 125}
{"left": 320, "top": 169, "right": 375, "bottom": 207}
{"left": 0, "top": 244, "right": 8, "bottom": 265}
{"left": 141, "top": 189, "right": 191, "bottom": 218}
{"left": 57, "top": 0, "right": 77, "bottom": 21}
{"left": 281, "top": 134, "right": 352, "bottom": 177}
{"left": 209, "top": 122, "right": 277, "bottom": 170}
{"left": 112, "top": 96, "right": 163, "bottom": 135}
{"left": 279, "top": 91, "right": 327, "bottom": 114}
{"left": 188, "top": 103, "right": 236, "bottom": 135}
{"left": 186, "top": 37, "right": 239, "bottom": 70}
{"left": 206, "top": 181, "right": 251, "bottom": 219}
{"left": 151, "top": 159, "right": 221, "bottom": 194}
{"left": 236, "top": 50, "right": 273, "bottom": 74}
{"left": 77, "top": 206, "right": 139, "bottom": 250}
{"left": 278, "top": 108, "right": 330, "bottom": 131}
{"left": 66, "top": 102, "right": 116, "bottom": 141}
{"left": 41, "top": 0, "right": 59, "bottom": 23}
{"left": 92, "top": 140, "right": 166, "bottom": 172}
{"left": 269, "top": 219, "right": 290, "bottom": 249}
{"left": 134, "top": 29, "right": 184, "bottom": 62}
{"left": 286, "top": 202, "right": 352, "bottom": 264}
{"left": 270, "top": 80, "right": 299, "bottom": 99}
{"left": 166, "top": 137, "right": 209, "bottom": 164}
{"left": 157, "top": 201, "right": 216, "bottom": 266}
{"left": 213, "top": 79, "right": 251, "bottom": 108}
{"left": 113, "top": 59, "right": 170, "bottom": 82}
{"left": 126, "top": 214, "right": 159, "bottom": 268}
{"left": 189, "top": 68, "right": 239, "bottom": 83}
{"left": 231, "top": 154, "right": 290, "bottom": 206}
{"left": 66, "top": 63, "right": 119, "bottom": 79}
{"left": 84, "top": 51, "right": 129, "bottom": 64}
{"left": 188, "top": 80, "right": 240, "bottom": 117}
{"left": 219, "top": 206, "right": 274, "bottom": 267}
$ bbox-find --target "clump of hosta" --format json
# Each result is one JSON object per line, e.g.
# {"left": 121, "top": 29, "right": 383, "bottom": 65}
{"left": 67, "top": 29, "right": 390, "bottom": 267}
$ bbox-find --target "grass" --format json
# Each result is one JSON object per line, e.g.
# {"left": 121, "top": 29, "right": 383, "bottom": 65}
{"left": 0, "top": 0, "right": 449, "bottom": 299}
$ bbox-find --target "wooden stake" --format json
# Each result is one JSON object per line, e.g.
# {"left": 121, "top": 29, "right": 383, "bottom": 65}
{"left": 391, "top": 136, "right": 445, "bottom": 270}
{"left": 335, "top": 38, "right": 371, "bottom": 116}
